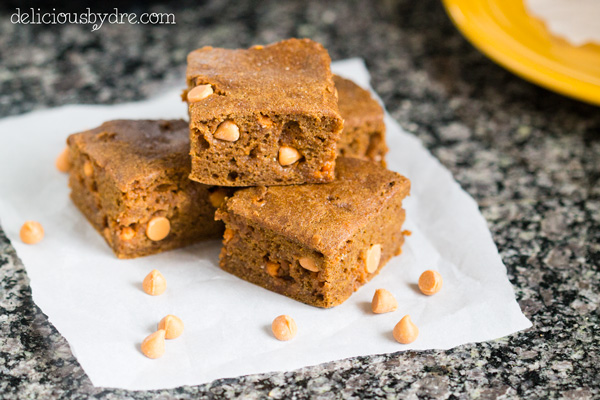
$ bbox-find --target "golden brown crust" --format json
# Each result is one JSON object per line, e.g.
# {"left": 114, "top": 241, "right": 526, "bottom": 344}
{"left": 221, "top": 157, "right": 409, "bottom": 257}
{"left": 67, "top": 119, "right": 190, "bottom": 192}
{"left": 186, "top": 39, "right": 340, "bottom": 120}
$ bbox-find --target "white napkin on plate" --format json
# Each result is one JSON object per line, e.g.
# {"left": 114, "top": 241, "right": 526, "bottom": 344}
{"left": 527, "top": 0, "right": 600, "bottom": 46}
{"left": 0, "top": 58, "right": 531, "bottom": 390}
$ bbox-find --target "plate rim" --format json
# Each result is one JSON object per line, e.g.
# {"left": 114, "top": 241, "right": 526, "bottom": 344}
{"left": 441, "top": 0, "right": 600, "bottom": 106}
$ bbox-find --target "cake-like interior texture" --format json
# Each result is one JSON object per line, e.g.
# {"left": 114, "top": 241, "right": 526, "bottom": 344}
{"left": 334, "top": 75, "right": 388, "bottom": 165}
{"left": 186, "top": 38, "right": 344, "bottom": 186}
{"left": 216, "top": 157, "right": 410, "bottom": 308}
{"left": 67, "top": 119, "right": 227, "bottom": 259}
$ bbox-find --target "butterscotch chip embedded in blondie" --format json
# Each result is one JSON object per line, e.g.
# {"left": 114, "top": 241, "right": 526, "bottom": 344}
{"left": 185, "top": 38, "right": 344, "bottom": 186}
{"left": 334, "top": 75, "right": 388, "bottom": 164}
{"left": 67, "top": 119, "right": 227, "bottom": 259}
{"left": 216, "top": 157, "right": 410, "bottom": 308}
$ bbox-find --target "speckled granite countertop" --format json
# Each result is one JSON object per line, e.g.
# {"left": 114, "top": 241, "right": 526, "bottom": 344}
{"left": 0, "top": 0, "right": 598, "bottom": 398}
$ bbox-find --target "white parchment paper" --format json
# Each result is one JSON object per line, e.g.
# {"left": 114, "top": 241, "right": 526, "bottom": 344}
{"left": 0, "top": 59, "right": 531, "bottom": 390}
{"left": 527, "top": 0, "right": 600, "bottom": 46}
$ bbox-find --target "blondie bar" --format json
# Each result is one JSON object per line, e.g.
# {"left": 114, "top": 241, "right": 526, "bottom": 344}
{"left": 185, "top": 38, "right": 344, "bottom": 186}
{"left": 215, "top": 157, "right": 410, "bottom": 308}
{"left": 67, "top": 119, "right": 227, "bottom": 259}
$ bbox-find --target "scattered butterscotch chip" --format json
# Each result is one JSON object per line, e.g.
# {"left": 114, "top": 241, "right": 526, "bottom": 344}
{"left": 278, "top": 146, "right": 301, "bottom": 166}
{"left": 418, "top": 270, "right": 443, "bottom": 296}
{"left": 299, "top": 257, "right": 318, "bottom": 272}
{"left": 141, "top": 329, "right": 166, "bottom": 359}
{"left": 146, "top": 216, "right": 170, "bottom": 241}
{"left": 55, "top": 147, "right": 71, "bottom": 172}
{"left": 142, "top": 269, "right": 167, "bottom": 296}
{"left": 371, "top": 288, "right": 398, "bottom": 314}
{"left": 20, "top": 221, "right": 44, "bottom": 245}
{"left": 158, "top": 315, "right": 184, "bottom": 339}
{"left": 402, "top": 230, "right": 412, "bottom": 236}
{"left": 393, "top": 315, "right": 419, "bottom": 344}
{"left": 209, "top": 188, "right": 228, "bottom": 208}
{"left": 271, "top": 315, "right": 297, "bottom": 341}
{"left": 83, "top": 160, "right": 93, "bottom": 177}
{"left": 365, "top": 244, "right": 382, "bottom": 273}
{"left": 119, "top": 226, "right": 136, "bottom": 241}
{"left": 214, "top": 120, "right": 240, "bottom": 142}
{"left": 187, "top": 84, "right": 214, "bottom": 102}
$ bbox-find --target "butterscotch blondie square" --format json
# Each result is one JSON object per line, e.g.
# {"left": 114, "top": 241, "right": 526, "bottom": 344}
{"left": 185, "top": 38, "right": 344, "bottom": 186}
{"left": 67, "top": 119, "right": 227, "bottom": 259}
{"left": 216, "top": 157, "right": 410, "bottom": 308}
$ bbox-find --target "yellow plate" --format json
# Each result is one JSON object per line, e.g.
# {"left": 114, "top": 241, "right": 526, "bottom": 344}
{"left": 441, "top": 0, "right": 600, "bottom": 106}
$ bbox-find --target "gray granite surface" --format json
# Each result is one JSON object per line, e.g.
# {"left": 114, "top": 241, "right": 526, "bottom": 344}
{"left": 0, "top": 0, "right": 599, "bottom": 398}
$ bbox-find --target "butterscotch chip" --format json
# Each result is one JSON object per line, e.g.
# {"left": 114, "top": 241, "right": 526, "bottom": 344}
{"left": 311, "top": 234, "right": 322, "bottom": 246}
{"left": 142, "top": 269, "right": 167, "bottom": 296}
{"left": 209, "top": 188, "right": 228, "bottom": 208}
{"left": 418, "top": 270, "right": 443, "bottom": 296}
{"left": 371, "top": 288, "right": 398, "bottom": 314}
{"left": 146, "top": 217, "right": 170, "bottom": 241}
{"left": 271, "top": 315, "right": 297, "bottom": 341}
{"left": 223, "top": 228, "right": 235, "bottom": 244}
{"left": 265, "top": 261, "right": 280, "bottom": 277}
{"left": 141, "top": 330, "right": 166, "bottom": 359}
{"left": 299, "top": 257, "right": 318, "bottom": 272}
{"left": 20, "top": 221, "right": 44, "bottom": 245}
{"left": 257, "top": 114, "right": 273, "bottom": 128}
{"left": 393, "top": 315, "right": 419, "bottom": 344}
{"left": 158, "top": 315, "right": 184, "bottom": 339}
{"left": 83, "top": 160, "right": 93, "bottom": 177}
{"left": 119, "top": 226, "right": 136, "bottom": 241}
{"left": 278, "top": 146, "right": 302, "bottom": 166}
{"left": 56, "top": 147, "right": 71, "bottom": 172}
{"left": 214, "top": 120, "right": 240, "bottom": 142}
{"left": 365, "top": 244, "right": 382, "bottom": 273}
{"left": 187, "top": 84, "right": 213, "bottom": 102}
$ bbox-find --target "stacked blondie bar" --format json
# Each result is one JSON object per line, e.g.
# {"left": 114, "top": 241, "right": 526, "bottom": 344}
{"left": 67, "top": 38, "right": 409, "bottom": 308}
